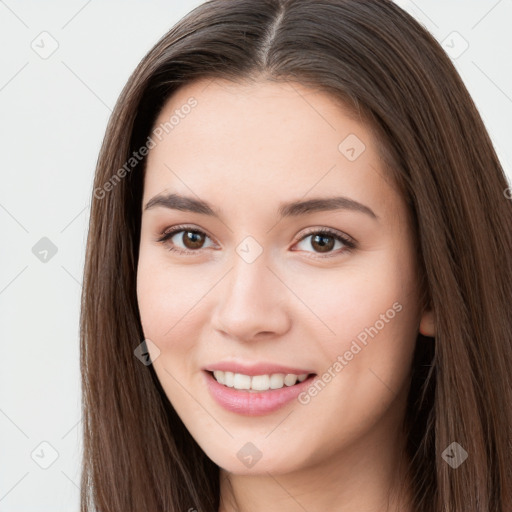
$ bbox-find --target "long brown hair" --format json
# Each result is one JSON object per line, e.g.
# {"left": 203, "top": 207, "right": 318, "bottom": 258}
{"left": 80, "top": 1, "right": 512, "bottom": 510}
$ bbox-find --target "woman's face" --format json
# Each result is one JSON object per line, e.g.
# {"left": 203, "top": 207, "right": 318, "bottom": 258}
{"left": 137, "top": 78, "right": 434, "bottom": 475}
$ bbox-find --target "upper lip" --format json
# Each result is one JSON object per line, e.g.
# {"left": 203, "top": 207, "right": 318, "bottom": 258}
{"left": 203, "top": 361, "right": 315, "bottom": 376}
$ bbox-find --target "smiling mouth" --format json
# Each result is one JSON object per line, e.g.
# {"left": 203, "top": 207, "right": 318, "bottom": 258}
{"left": 206, "top": 370, "right": 316, "bottom": 392}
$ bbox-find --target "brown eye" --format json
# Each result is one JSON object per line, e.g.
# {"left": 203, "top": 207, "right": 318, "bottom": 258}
{"left": 182, "top": 230, "right": 206, "bottom": 250}
{"left": 157, "top": 226, "right": 215, "bottom": 255}
{"left": 310, "top": 233, "right": 335, "bottom": 253}
{"left": 294, "top": 228, "right": 356, "bottom": 257}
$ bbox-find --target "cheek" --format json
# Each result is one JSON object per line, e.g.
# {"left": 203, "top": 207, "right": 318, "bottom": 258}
{"left": 136, "top": 256, "right": 205, "bottom": 400}
{"left": 290, "top": 247, "right": 420, "bottom": 387}
{"left": 291, "top": 253, "right": 416, "bottom": 340}
{"left": 291, "top": 262, "right": 419, "bottom": 442}
{"left": 136, "top": 254, "right": 191, "bottom": 346}
{"left": 136, "top": 252, "right": 224, "bottom": 359}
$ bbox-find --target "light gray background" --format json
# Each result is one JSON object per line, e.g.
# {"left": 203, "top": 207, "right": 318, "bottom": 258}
{"left": 0, "top": 1, "right": 511, "bottom": 510}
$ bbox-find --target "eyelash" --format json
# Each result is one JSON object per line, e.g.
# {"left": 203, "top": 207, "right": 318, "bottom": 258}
{"left": 156, "top": 224, "right": 356, "bottom": 259}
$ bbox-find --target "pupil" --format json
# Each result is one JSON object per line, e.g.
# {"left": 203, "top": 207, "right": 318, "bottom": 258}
{"left": 312, "top": 234, "right": 334, "bottom": 253}
{"left": 184, "top": 231, "right": 204, "bottom": 249}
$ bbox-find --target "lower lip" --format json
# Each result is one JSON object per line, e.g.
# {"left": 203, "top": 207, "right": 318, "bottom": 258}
{"left": 203, "top": 371, "right": 317, "bottom": 416}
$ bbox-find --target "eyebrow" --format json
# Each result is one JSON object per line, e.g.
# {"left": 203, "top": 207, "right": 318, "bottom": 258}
{"left": 144, "top": 193, "right": 378, "bottom": 220}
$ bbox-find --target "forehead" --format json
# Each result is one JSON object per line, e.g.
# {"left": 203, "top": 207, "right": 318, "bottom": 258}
{"left": 143, "top": 78, "right": 399, "bottom": 221}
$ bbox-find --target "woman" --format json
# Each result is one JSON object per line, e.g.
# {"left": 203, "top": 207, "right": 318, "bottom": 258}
{"left": 80, "top": 1, "right": 512, "bottom": 511}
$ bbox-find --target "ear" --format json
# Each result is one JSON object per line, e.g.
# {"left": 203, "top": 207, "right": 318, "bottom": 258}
{"left": 419, "top": 308, "right": 435, "bottom": 337}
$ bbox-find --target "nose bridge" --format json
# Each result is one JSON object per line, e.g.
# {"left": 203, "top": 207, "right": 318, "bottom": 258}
{"left": 228, "top": 248, "right": 273, "bottom": 302}
{"left": 212, "top": 244, "right": 290, "bottom": 339}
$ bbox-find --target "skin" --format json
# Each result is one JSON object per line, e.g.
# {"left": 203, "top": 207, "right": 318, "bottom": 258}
{"left": 136, "top": 77, "right": 435, "bottom": 512}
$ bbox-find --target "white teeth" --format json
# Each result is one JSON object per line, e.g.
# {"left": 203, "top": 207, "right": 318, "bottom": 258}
{"left": 269, "top": 373, "right": 285, "bottom": 389}
{"left": 211, "top": 371, "right": 310, "bottom": 391}
{"left": 251, "top": 374, "right": 270, "bottom": 391}
{"left": 224, "top": 371, "right": 235, "bottom": 387}
{"left": 233, "top": 373, "right": 251, "bottom": 389}
{"left": 284, "top": 374, "right": 298, "bottom": 386}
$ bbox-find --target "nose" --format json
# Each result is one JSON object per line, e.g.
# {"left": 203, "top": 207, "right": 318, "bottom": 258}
{"left": 211, "top": 251, "right": 291, "bottom": 342}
